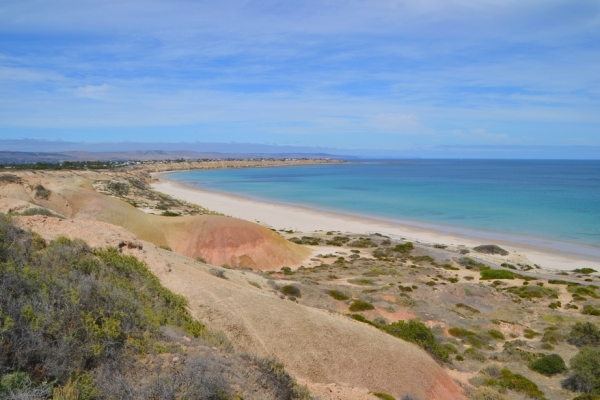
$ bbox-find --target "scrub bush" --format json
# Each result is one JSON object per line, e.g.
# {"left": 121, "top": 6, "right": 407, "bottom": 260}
{"left": 562, "top": 346, "right": 600, "bottom": 395}
{"left": 348, "top": 300, "right": 374, "bottom": 312}
{"left": 480, "top": 270, "right": 514, "bottom": 280}
{"left": 529, "top": 354, "right": 567, "bottom": 376}
{"left": 381, "top": 320, "right": 449, "bottom": 362}
{"left": 327, "top": 290, "right": 349, "bottom": 300}
{"left": 568, "top": 322, "right": 600, "bottom": 348}
{"left": 280, "top": 285, "right": 301, "bottom": 297}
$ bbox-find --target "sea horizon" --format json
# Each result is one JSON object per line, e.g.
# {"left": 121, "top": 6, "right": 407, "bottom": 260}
{"left": 166, "top": 159, "right": 600, "bottom": 253}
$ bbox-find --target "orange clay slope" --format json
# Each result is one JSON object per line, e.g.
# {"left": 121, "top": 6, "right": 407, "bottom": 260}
{"left": 0, "top": 176, "right": 310, "bottom": 270}
{"left": 15, "top": 215, "right": 467, "bottom": 400}
{"left": 151, "top": 214, "right": 311, "bottom": 269}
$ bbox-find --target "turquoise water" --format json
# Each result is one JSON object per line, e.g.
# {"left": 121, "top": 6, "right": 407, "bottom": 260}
{"left": 167, "top": 160, "right": 600, "bottom": 248}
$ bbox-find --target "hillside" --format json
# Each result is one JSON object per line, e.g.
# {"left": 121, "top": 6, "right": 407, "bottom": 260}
{"left": 0, "top": 170, "right": 310, "bottom": 270}
{"left": 0, "top": 215, "right": 312, "bottom": 399}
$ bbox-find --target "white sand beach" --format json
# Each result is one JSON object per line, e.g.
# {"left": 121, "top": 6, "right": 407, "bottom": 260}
{"left": 153, "top": 178, "right": 600, "bottom": 272}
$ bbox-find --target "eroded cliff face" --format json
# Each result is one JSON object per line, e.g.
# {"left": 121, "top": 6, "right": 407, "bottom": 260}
{"left": 0, "top": 169, "right": 310, "bottom": 270}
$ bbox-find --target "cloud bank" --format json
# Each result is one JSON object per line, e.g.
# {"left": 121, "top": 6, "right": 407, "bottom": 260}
{"left": 1, "top": 0, "right": 599, "bottom": 150}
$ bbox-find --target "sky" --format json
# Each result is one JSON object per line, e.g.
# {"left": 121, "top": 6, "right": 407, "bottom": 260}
{"left": 1, "top": 0, "right": 599, "bottom": 156}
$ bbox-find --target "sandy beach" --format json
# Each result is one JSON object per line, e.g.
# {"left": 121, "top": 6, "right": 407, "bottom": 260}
{"left": 153, "top": 177, "right": 600, "bottom": 272}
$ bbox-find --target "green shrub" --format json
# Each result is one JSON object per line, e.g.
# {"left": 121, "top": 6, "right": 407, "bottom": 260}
{"left": 470, "top": 386, "right": 511, "bottom": 400}
{"left": 0, "top": 174, "right": 22, "bottom": 183}
{"left": 347, "top": 313, "right": 378, "bottom": 327}
{"left": 456, "top": 303, "right": 480, "bottom": 314}
{"left": 562, "top": 346, "right": 600, "bottom": 395}
{"left": 498, "top": 369, "right": 545, "bottom": 399}
{"left": 448, "top": 327, "right": 477, "bottom": 338}
{"left": 393, "top": 242, "right": 414, "bottom": 254}
{"left": 18, "top": 207, "right": 62, "bottom": 218}
{"left": 524, "top": 328, "right": 541, "bottom": 339}
{"left": 505, "top": 285, "right": 559, "bottom": 299}
{"left": 480, "top": 270, "right": 514, "bottom": 280}
{"left": 280, "top": 285, "right": 301, "bottom": 297}
{"left": 161, "top": 210, "right": 180, "bottom": 216}
{"left": 568, "top": 322, "right": 600, "bottom": 348}
{"left": 442, "top": 263, "right": 459, "bottom": 270}
{"left": 0, "top": 216, "right": 227, "bottom": 396}
{"left": 328, "top": 290, "right": 349, "bottom": 300}
{"left": 569, "top": 285, "right": 600, "bottom": 299}
{"left": 444, "top": 343, "right": 458, "bottom": 354}
{"left": 582, "top": 305, "right": 600, "bottom": 316}
{"left": 371, "top": 392, "right": 395, "bottom": 400}
{"left": 411, "top": 255, "right": 435, "bottom": 265}
{"left": 474, "top": 245, "right": 509, "bottom": 256}
{"left": 348, "top": 238, "right": 377, "bottom": 248}
{"left": 459, "top": 258, "right": 489, "bottom": 270}
{"left": 464, "top": 348, "right": 487, "bottom": 362}
{"left": 573, "top": 395, "right": 600, "bottom": 400}
{"left": 382, "top": 320, "right": 449, "bottom": 362}
{"left": 348, "top": 278, "right": 374, "bottom": 285}
{"left": 574, "top": 268, "right": 598, "bottom": 274}
{"left": 548, "top": 301, "right": 562, "bottom": 309}
{"left": 489, "top": 329, "right": 505, "bottom": 340}
{"left": 349, "top": 299, "right": 374, "bottom": 312}
{"left": 529, "top": 354, "right": 567, "bottom": 376}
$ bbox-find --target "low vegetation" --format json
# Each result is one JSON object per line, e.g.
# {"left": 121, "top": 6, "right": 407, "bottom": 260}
{"left": 381, "top": 320, "right": 449, "bottom": 362}
{"left": 473, "top": 245, "right": 509, "bottom": 256}
{"left": 281, "top": 285, "right": 302, "bottom": 297}
{"left": 348, "top": 299, "right": 375, "bottom": 312}
{"left": 562, "top": 346, "right": 600, "bottom": 395}
{"left": 480, "top": 269, "right": 514, "bottom": 280}
{"left": 528, "top": 354, "right": 567, "bottom": 376}
{"left": 327, "top": 290, "right": 349, "bottom": 300}
{"left": 0, "top": 215, "right": 311, "bottom": 399}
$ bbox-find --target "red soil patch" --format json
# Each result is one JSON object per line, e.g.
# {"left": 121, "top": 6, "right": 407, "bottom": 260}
{"left": 157, "top": 215, "right": 311, "bottom": 270}
{"left": 376, "top": 307, "right": 416, "bottom": 323}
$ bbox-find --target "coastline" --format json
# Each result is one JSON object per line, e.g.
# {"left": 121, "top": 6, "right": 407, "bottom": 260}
{"left": 153, "top": 174, "right": 600, "bottom": 272}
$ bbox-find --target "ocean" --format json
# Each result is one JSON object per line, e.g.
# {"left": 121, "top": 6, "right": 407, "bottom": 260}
{"left": 167, "top": 160, "right": 600, "bottom": 248}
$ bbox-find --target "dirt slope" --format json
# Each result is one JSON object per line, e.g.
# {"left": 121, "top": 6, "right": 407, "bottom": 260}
{"left": 15, "top": 215, "right": 466, "bottom": 400}
{"left": 154, "top": 214, "right": 311, "bottom": 269}
{"left": 1, "top": 172, "right": 309, "bottom": 270}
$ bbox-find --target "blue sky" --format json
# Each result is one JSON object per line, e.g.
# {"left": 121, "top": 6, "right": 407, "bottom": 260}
{"left": 1, "top": 0, "right": 599, "bottom": 154}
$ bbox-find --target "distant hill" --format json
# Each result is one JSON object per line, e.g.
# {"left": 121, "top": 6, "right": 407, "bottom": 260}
{"left": 0, "top": 150, "right": 355, "bottom": 164}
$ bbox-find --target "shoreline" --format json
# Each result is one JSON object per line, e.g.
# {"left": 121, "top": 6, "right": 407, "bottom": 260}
{"left": 153, "top": 175, "right": 600, "bottom": 272}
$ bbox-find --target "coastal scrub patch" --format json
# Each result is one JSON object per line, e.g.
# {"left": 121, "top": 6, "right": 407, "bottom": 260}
{"left": 567, "top": 322, "right": 600, "bottom": 348}
{"left": 371, "top": 392, "right": 395, "bottom": 400}
{"left": 327, "top": 290, "right": 349, "bottom": 300}
{"left": 347, "top": 238, "right": 377, "bottom": 248}
{"left": 347, "top": 278, "right": 375, "bottom": 285}
{"left": 280, "top": 285, "right": 301, "bottom": 298}
{"left": 505, "top": 286, "right": 559, "bottom": 299}
{"left": 528, "top": 354, "right": 567, "bottom": 376}
{"left": 456, "top": 303, "right": 480, "bottom": 314}
{"left": 474, "top": 245, "right": 509, "bottom": 256}
{"left": 562, "top": 346, "right": 600, "bottom": 395}
{"left": 480, "top": 270, "right": 514, "bottom": 280}
{"left": 459, "top": 258, "right": 489, "bottom": 271}
{"left": 381, "top": 320, "right": 449, "bottom": 362}
{"left": 348, "top": 299, "right": 375, "bottom": 312}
